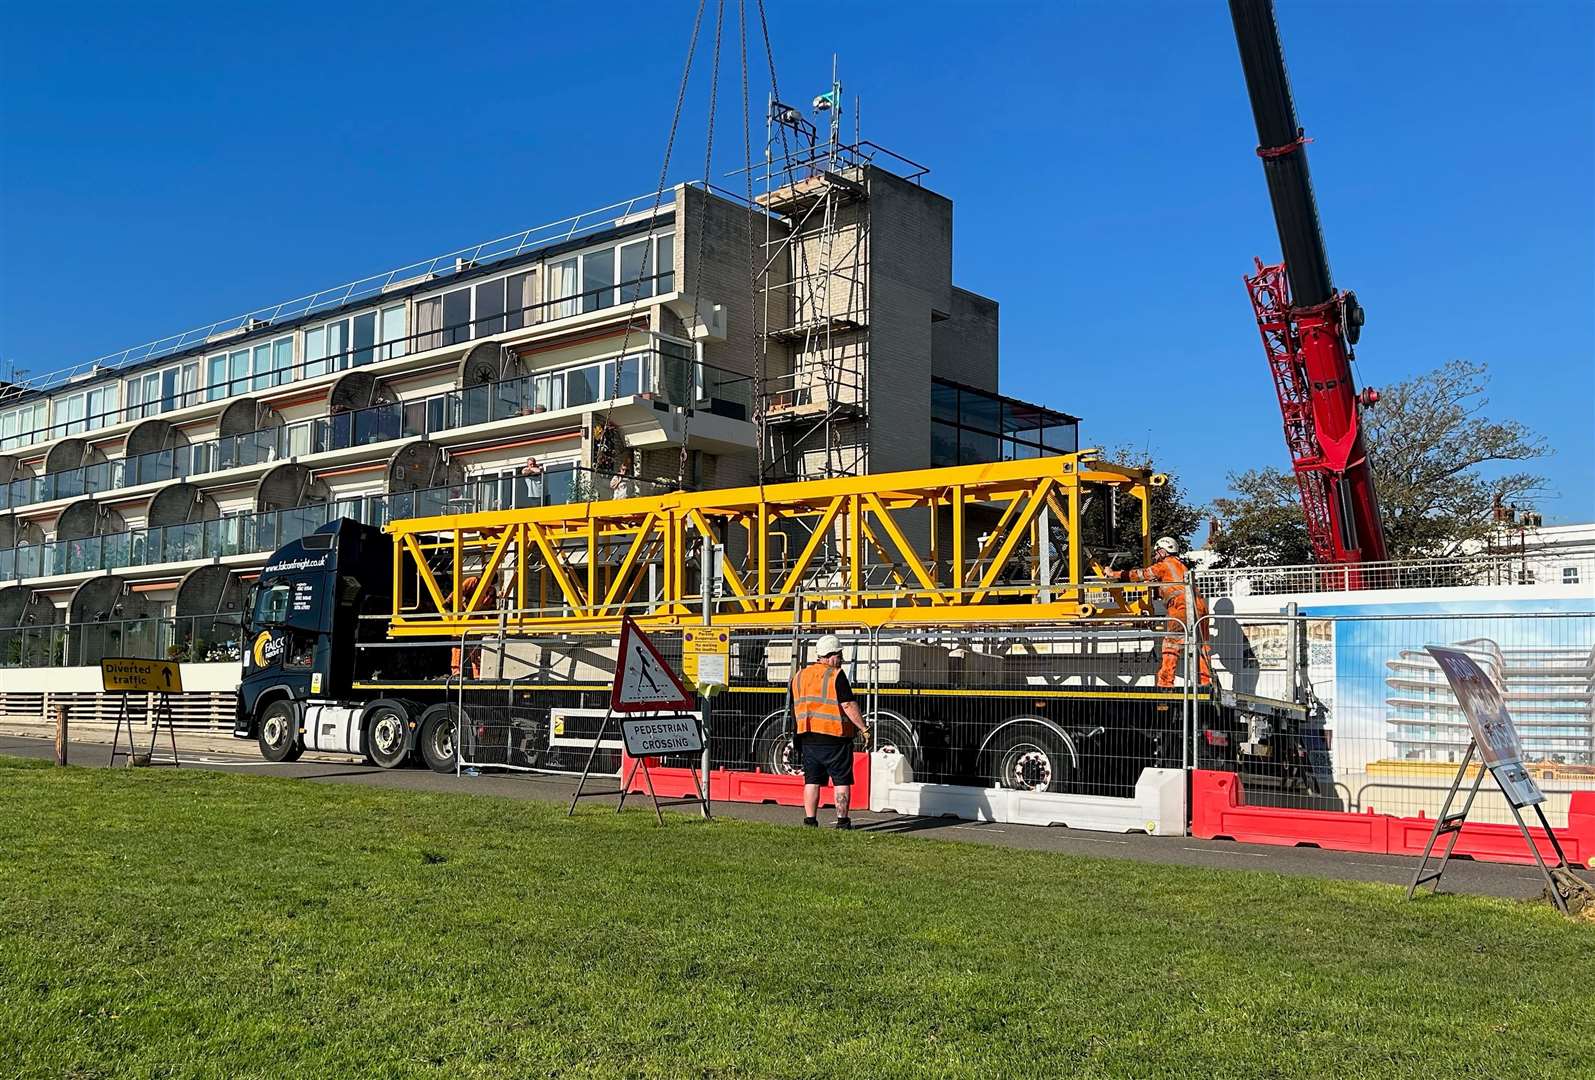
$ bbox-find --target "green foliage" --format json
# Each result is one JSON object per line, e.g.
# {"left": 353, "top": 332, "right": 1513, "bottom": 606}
{"left": 1212, "top": 360, "right": 1548, "bottom": 565}
{"left": 1102, "top": 445, "right": 1206, "bottom": 550}
{"left": 3, "top": 761, "right": 1589, "bottom": 1078}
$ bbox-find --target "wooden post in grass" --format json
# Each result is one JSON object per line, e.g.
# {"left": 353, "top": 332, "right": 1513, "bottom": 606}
{"left": 53, "top": 703, "right": 68, "bottom": 767}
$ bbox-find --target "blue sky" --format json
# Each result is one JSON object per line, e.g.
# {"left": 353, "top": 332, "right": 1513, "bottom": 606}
{"left": 2, "top": 1, "right": 1591, "bottom": 520}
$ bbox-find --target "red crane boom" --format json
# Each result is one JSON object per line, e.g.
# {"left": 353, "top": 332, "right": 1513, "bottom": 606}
{"left": 1230, "top": 0, "right": 1388, "bottom": 566}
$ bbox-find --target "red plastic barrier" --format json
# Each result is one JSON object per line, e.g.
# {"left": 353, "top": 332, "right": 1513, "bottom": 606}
{"left": 1190, "top": 769, "right": 1595, "bottom": 867}
{"left": 619, "top": 752, "right": 870, "bottom": 810}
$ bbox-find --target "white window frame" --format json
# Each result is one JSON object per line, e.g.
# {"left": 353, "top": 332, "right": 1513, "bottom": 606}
{"left": 54, "top": 382, "right": 121, "bottom": 435}
{"left": 126, "top": 360, "right": 199, "bottom": 420}
{"left": 1, "top": 400, "right": 48, "bottom": 450}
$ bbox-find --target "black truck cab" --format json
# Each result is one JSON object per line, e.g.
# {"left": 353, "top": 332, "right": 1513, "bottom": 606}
{"left": 234, "top": 520, "right": 399, "bottom": 749}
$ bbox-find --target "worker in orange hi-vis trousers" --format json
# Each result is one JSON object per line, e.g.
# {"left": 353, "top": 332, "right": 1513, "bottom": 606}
{"left": 1109, "top": 536, "right": 1213, "bottom": 688}
{"left": 450, "top": 574, "right": 499, "bottom": 677}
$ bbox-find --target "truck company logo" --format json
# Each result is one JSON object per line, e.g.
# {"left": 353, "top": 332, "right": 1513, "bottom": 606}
{"left": 262, "top": 554, "right": 331, "bottom": 576}
{"left": 252, "top": 631, "right": 286, "bottom": 668}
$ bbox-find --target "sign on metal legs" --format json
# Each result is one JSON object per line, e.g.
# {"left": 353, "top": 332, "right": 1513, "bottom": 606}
{"left": 1408, "top": 647, "right": 1588, "bottom": 914}
{"left": 569, "top": 618, "right": 709, "bottom": 824}
{"left": 102, "top": 658, "right": 182, "bottom": 768}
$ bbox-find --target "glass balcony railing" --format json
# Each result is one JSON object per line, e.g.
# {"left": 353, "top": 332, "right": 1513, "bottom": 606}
{"left": 1, "top": 345, "right": 750, "bottom": 511}
{"left": 0, "top": 464, "right": 671, "bottom": 584}
{"left": 0, "top": 614, "right": 248, "bottom": 670}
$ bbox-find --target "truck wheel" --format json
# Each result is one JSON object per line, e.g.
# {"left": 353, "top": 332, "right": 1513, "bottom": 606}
{"left": 257, "top": 701, "right": 302, "bottom": 763}
{"left": 750, "top": 710, "right": 800, "bottom": 775}
{"left": 985, "top": 720, "right": 1075, "bottom": 793}
{"left": 419, "top": 710, "right": 458, "bottom": 774}
{"left": 363, "top": 704, "right": 411, "bottom": 769}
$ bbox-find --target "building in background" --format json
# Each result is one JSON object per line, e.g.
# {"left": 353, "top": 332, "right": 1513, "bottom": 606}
{"left": 1385, "top": 638, "right": 1595, "bottom": 764}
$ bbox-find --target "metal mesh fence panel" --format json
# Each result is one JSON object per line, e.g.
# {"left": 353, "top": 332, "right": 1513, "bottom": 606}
{"left": 1201, "top": 609, "right": 1595, "bottom": 825}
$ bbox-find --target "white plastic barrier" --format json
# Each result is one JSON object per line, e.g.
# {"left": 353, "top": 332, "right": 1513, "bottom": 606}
{"left": 869, "top": 755, "right": 1187, "bottom": 836}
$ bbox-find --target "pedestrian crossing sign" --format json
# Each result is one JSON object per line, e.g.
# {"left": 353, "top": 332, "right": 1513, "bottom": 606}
{"left": 611, "top": 617, "right": 695, "bottom": 713}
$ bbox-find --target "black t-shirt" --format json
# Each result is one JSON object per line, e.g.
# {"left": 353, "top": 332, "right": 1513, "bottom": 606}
{"left": 800, "top": 667, "right": 857, "bottom": 744}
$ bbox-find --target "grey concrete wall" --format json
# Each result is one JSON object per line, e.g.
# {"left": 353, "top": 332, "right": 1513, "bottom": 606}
{"left": 931, "top": 287, "right": 1000, "bottom": 392}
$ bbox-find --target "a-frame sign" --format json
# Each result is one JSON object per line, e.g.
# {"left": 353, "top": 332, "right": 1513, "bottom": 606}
{"left": 569, "top": 617, "right": 709, "bottom": 824}
{"left": 1408, "top": 646, "right": 1591, "bottom": 915}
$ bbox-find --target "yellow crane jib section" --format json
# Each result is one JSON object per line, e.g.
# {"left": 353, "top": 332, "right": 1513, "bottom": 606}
{"left": 384, "top": 454, "right": 1157, "bottom": 636}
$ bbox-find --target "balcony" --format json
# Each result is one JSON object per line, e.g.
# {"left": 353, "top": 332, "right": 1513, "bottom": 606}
{"left": 0, "top": 464, "right": 671, "bottom": 587}
{"left": 0, "top": 344, "right": 751, "bottom": 513}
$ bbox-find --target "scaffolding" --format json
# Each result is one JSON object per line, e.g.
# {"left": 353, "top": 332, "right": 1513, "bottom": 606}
{"left": 756, "top": 71, "right": 874, "bottom": 483}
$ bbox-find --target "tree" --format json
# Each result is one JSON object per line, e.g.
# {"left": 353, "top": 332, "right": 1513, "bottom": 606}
{"left": 1102, "top": 445, "right": 1205, "bottom": 551}
{"left": 1211, "top": 360, "right": 1548, "bottom": 565}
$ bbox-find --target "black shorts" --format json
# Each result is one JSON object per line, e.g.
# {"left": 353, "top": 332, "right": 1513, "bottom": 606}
{"left": 800, "top": 735, "right": 854, "bottom": 786}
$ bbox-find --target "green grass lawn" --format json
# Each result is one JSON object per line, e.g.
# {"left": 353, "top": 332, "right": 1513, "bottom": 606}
{"left": 1, "top": 756, "right": 1589, "bottom": 1080}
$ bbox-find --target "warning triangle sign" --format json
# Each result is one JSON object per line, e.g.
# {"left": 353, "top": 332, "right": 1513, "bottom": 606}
{"left": 611, "top": 617, "right": 695, "bottom": 713}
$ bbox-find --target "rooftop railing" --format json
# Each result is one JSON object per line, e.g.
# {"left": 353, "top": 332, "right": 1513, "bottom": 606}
{"left": 1, "top": 269, "right": 680, "bottom": 451}
{"left": 0, "top": 464, "right": 671, "bottom": 585}
{"left": 0, "top": 189, "right": 684, "bottom": 405}
{"left": 1, "top": 343, "right": 749, "bottom": 512}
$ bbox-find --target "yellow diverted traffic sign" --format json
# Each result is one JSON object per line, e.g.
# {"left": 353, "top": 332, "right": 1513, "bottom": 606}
{"left": 100, "top": 658, "right": 184, "bottom": 694}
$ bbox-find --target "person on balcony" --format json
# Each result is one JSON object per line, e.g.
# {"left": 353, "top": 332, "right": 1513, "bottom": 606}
{"left": 517, "top": 457, "right": 544, "bottom": 508}
{"left": 1108, "top": 536, "right": 1213, "bottom": 688}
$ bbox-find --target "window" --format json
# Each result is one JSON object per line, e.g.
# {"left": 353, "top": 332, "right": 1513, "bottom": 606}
{"left": 474, "top": 280, "right": 506, "bottom": 337}
{"left": 505, "top": 272, "right": 534, "bottom": 330}
{"left": 1565, "top": 566, "right": 1582, "bottom": 585}
{"left": 54, "top": 384, "right": 119, "bottom": 435}
{"left": 208, "top": 334, "right": 292, "bottom": 399}
{"left": 353, "top": 312, "right": 376, "bottom": 367}
{"left": 126, "top": 362, "right": 198, "bottom": 419}
{"left": 0, "top": 402, "right": 47, "bottom": 449}
{"left": 380, "top": 305, "right": 407, "bottom": 358}
{"left": 548, "top": 259, "right": 578, "bottom": 320}
{"left": 582, "top": 249, "right": 615, "bottom": 313}
{"left": 442, "top": 288, "right": 471, "bottom": 346}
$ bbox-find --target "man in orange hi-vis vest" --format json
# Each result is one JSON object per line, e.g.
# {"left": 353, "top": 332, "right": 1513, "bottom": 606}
{"left": 450, "top": 574, "right": 498, "bottom": 678}
{"left": 1108, "top": 536, "right": 1213, "bottom": 688}
{"left": 791, "top": 634, "right": 870, "bottom": 829}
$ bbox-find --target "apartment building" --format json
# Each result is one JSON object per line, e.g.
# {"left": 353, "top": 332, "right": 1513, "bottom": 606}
{"left": 1385, "top": 638, "right": 1595, "bottom": 764}
{"left": 0, "top": 144, "right": 1079, "bottom": 705}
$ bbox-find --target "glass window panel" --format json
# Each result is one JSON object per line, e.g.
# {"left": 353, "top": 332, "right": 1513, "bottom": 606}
{"left": 252, "top": 343, "right": 273, "bottom": 391}
{"left": 181, "top": 363, "right": 198, "bottom": 408}
{"left": 442, "top": 289, "right": 470, "bottom": 346}
{"left": 414, "top": 297, "right": 442, "bottom": 352}
{"left": 505, "top": 273, "right": 532, "bottom": 330}
{"left": 619, "top": 241, "right": 652, "bottom": 302}
{"left": 273, "top": 337, "right": 294, "bottom": 385}
{"left": 958, "top": 430, "right": 999, "bottom": 466}
{"left": 207, "top": 354, "right": 228, "bottom": 400}
{"left": 353, "top": 312, "right": 376, "bottom": 367}
{"left": 958, "top": 390, "right": 1001, "bottom": 434}
{"left": 656, "top": 234, "right": 674, "bottom": 293}
{"left": 380, "top": 305, "right": 406, "bottom": 359}
{"left": 326, "top": 320, "right": 348, "bottom": 370}
{"left": 565, "top": 364, "right": 600, "bottom": 406}
{"left": 931, "top": 382, "right": 959, "bottom": 423}
{"left": 549, "top": 259, "right": 578, "bottom": 319}
{"left": 582, "top": 250, "right": 615, "bottom": 313}
{"left": 617, "top": 355, "right": 641, "bottom": 397}
{"left": 229, "top": 350, "right": 250, "bottom": 396}
{"left": 304, "top": 327, "right": 327, "bottom": 379}
{"left": 1040, "top": 422, "right": 1077, "bottom": 453}
{"left": 930, "top": 422, "right": 959, "bottom": 467}
{"left": 474, "top": 280, "right": 505, "bottom": 338}
{"left": 160, "top": 368, "right": 179, "bottom": 413}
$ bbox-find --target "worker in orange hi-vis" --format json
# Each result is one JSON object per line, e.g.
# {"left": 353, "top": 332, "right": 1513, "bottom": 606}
{"left": 1108, "top": 536, "right": 1213, "bottom": 688}
{"left": 450, "top": 574, "right": 499, "bottom": 678}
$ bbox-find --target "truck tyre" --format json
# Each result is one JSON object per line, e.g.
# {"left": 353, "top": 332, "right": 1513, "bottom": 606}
{"left": 419, "top": 708, "right": 458, "bottom": 774}
{"left": 750, "top": 709, "right": 800, "bottom": 775}
{"left": 257, "top": 701, "right": 303, "bottom": 763}
{"left": 984, "top": 719, "right": 1076, "bottom": 793}
{"left": 362, "top": 702, "right": 412, "bottom": 770}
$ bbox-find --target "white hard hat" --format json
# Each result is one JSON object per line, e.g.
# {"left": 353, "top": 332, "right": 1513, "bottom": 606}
{"left": 1155, "top": 536, "right": 1179, "bottom": 555}
{"left": 815, "top": 633, "right": 844, "bottom": 658}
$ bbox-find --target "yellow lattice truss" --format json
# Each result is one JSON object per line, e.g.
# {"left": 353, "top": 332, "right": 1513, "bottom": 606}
{"left": 385, "top": 453, "right": 1159, "bottom": 636}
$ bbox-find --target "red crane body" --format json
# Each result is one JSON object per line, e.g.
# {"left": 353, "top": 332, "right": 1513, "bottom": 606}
{"left": 1231, "top": 0, "right": 1388, "bottom": 566}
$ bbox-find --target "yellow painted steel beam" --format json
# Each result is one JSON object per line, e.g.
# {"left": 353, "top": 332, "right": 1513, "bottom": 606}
{"left": 384, "top": 454, "right": 1153, "bottom": 637}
